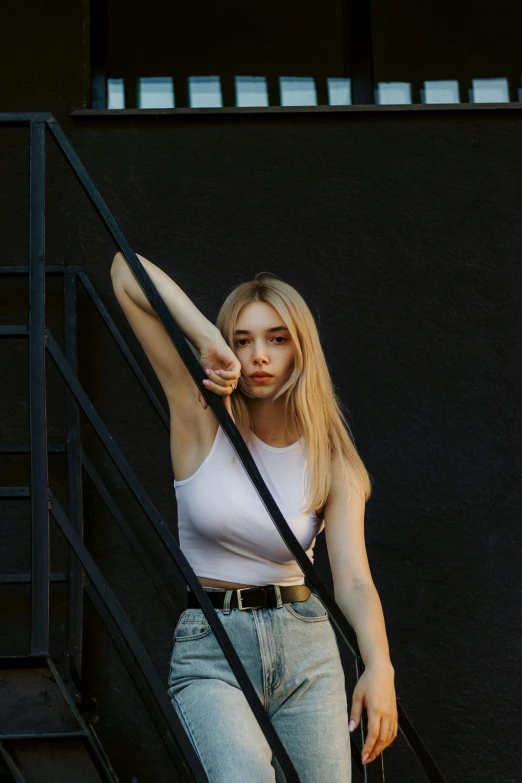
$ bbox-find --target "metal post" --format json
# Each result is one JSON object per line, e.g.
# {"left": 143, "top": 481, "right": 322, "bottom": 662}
{"left": 28, "top": 120, "right": 49, "bottom": 655}
{"left": 64, "top": 269, "right": 84, "bottom": 674}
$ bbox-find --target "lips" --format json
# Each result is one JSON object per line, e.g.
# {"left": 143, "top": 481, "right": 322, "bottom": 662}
{"left": 250, "top": 373, "right": 272, "bottom": 379}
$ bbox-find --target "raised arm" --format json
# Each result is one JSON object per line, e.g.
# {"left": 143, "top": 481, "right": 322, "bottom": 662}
{"left": 110, "top": 252, "right": 240, "bottom": 430}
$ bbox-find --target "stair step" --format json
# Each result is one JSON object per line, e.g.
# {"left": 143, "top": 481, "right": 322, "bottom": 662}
{"left": 7, "top": 739, "right": 106, "bottom": 783}
{"left": 0, "top": 666, "right": 81, "bottom": 736}
{"left": 0, "top": 659, "right": 118, "bottom": 782}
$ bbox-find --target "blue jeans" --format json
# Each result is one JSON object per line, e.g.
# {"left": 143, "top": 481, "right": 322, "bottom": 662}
{"left": 167, "top": 586, "right": 352, "bottom": 782}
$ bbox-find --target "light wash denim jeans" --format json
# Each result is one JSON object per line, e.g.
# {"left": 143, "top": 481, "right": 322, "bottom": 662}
{"left": 167, "top": 586, "right": 352, "bottom": 782}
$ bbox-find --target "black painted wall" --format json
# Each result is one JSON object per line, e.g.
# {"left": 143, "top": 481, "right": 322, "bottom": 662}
{"left": 1, "top": 2, "right": 521, "bottom": 782}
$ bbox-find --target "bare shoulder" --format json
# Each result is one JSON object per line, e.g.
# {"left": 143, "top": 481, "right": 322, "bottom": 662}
{"left": 325, "top": 451, "right": 366, "bottom": 509}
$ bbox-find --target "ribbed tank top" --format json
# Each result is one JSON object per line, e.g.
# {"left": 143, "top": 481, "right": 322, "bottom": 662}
{"left": 173, "top": 424, "right": 325, "bottom": 586}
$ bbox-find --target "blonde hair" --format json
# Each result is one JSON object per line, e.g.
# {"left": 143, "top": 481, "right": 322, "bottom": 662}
{"left": 215, "top": 274, "right": 372, "bottom": 516}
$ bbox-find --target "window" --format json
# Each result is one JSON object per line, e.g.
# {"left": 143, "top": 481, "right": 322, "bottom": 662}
{"left": 100, "top": 0, "right": 348, "bottom": 109}
{"left": 94, "top": 0, "right": 522, "bottom": 109}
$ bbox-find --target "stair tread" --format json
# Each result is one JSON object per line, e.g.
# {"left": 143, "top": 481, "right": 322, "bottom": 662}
{"left": 0, "top": 666, "right": 82, "bottom": 736}
{"left": 10, "top": 739, "right": 107, "bottom": 783}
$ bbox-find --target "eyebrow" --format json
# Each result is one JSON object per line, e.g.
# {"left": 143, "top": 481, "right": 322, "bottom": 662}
{"left": 234, "top": 326, "right": 289, "bottom": 335}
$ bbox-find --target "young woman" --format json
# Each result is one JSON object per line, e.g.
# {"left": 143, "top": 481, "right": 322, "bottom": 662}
{"left": 110, "top": 252, "right": 398, "bottom": 782}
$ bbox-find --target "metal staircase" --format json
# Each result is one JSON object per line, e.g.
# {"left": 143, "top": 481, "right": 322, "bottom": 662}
{"left": 0, "top": 260, "right": 207, "bottom": 782}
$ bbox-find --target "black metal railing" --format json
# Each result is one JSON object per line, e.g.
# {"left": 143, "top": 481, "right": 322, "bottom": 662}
{"left": 0, "top": 111, "right": 446, "bottom": 782}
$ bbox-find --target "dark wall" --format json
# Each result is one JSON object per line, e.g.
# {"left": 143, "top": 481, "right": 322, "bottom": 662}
{"left": 1, "top": 2, "right": 521, "bottom": 782}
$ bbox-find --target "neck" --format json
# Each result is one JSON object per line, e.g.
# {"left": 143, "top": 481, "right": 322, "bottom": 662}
{"left": 246, "top": 397, "right": 299, "bottom": 447}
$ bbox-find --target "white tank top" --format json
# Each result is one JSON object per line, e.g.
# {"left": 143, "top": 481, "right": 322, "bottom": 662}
{"left": 173, "top": 424, "right": 325, "bottom": 586}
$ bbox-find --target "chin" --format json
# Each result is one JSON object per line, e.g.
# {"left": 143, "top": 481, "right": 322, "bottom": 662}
{"left": 246, "top": 385, "right": 278, "bottom": 400}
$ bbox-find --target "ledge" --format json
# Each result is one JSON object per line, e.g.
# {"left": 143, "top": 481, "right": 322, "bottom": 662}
{"left": 70, "top": 103, "right": 522, "bottom": 119}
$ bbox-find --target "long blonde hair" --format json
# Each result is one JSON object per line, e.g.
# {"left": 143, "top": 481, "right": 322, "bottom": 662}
{"left": 215, "top": 274, "right": 372, "bottom": 516}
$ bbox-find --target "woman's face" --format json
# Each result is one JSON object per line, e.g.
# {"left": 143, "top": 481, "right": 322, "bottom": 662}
{"left": 234, "top": 301, "right": 295, "bottom": 398}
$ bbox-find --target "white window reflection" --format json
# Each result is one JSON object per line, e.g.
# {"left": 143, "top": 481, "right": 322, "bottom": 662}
{"left": 376, "top": 82, "right": 412, "bottom": 104}
{"left": 471, "top": 78, "right": 510, "bottom": 103}
{"left": 235, "top": 76, "right": 269, "bottom": 107}
{"left": 422, "top": 80, "right": 460, "bottom": 104}
{"left": 107, "top": 78, "right": 125, "bottom": 109}
{"left": 280, "top": 77, "right": 317, "bottom": 107}
{"left": 327, "top": 78, "right": 352, "bottom": 105}
{"left": 189, "top": 76, "right": 223, "bottom": 108}
{"left": 137, "top": 77, "right": 175, "bottom": 109}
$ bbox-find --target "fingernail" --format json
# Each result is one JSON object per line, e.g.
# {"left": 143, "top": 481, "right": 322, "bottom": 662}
{"left": 205, "top": 369, "right": 210, "bottom": 375}
{"left": 349, "top": 720, "right": 356, "bottom": 732}
{"left": 362, "top": 753, "right": 369, "bottom": 762}
{"left": 203, "top": 379, "right": 209, "bottom": 385}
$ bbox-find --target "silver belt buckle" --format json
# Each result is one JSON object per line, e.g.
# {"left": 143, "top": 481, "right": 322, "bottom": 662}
{"left": 236, "top": 587, "right": 262, "bottom": 611}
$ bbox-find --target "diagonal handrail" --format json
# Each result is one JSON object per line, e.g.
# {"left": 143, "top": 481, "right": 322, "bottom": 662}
{"left": 0, "top": 112, "right": 447, "bottom": 782}
{"left": 47, "top": 115, "right": 445, "bottom": 782}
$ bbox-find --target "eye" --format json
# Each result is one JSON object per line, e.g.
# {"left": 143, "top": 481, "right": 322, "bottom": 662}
{"left": 271, "top": 336, "right": 287, "bottom": 344}
{"left": 235, "top": 338, "right": 249, "bottom": 347}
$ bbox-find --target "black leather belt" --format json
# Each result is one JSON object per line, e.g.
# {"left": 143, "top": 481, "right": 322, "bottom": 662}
{"left": 187, "top": 584, "right": 311, "bottom": 610}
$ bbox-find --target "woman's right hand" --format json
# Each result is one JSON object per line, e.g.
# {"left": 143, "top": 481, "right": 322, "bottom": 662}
{"left": 197, "top": 338, "right": 241, "bottom": 412}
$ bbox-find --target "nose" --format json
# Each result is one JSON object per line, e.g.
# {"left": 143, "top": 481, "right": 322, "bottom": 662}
{"left": 252, "top": 338, "right": 269, "bottom": 365}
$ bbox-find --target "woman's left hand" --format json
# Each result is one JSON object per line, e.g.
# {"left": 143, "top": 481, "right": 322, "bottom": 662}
{"left": 197, "top": 368, "right": 238, "bottom": 423}
{"left": 348, "top": 661, "right": 398, "bottom": 765}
